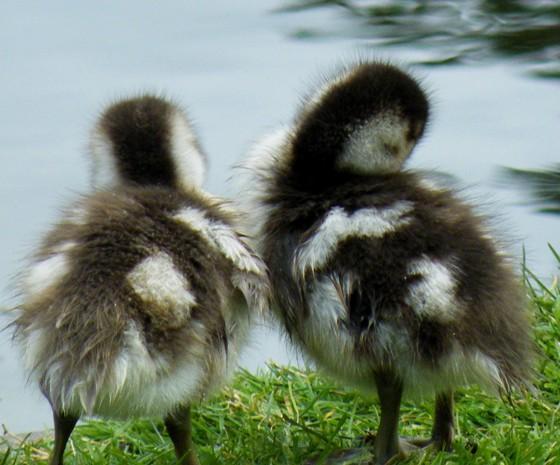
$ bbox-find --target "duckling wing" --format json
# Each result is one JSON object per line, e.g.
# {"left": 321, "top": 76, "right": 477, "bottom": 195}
{"left": 172, "top": 206, "right": 269, "bottom": 313}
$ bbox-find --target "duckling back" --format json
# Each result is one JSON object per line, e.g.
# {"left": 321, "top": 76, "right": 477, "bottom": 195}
{"left": 14, "top": 96, "right": 268, "bottom": 418}
{"left": 243, "top": 61, "right": 532, "bottom": 396}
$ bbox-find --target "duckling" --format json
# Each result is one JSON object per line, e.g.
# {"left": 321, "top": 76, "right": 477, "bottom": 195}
{"left": 12, "top": 95, "right": 268, "bottom": 465}
{"left": 240, "top": 61, "right": 533, "bottom": 464}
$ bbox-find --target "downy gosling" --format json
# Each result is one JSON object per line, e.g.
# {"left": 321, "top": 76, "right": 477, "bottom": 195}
{"left": 13, "top": 95, "right": 268, "bottom": 465}
{"left": 240, "top": 61, "right": 533, "bottom": 464}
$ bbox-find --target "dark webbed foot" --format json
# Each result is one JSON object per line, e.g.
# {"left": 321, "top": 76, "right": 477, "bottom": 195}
{"left": 367, "top": 383, "right": 455, "bottom": 465}
{"left": 306, "top": 389, "right": 454, "bottom": 465}
{"left": 398, "top": 435, "right": 450, "bottom": 453}
{"left": 305, "top": 447, "right": 373, "bottom": 465}
{"left": 362, "top": 434, "right": 426, "bottom": 463}
{"left": 397, "top": 392, "right": 455, "bottom": 452}
{"left": 164, "top": 405, "right": 200, "bottom": 465}
{"left": 361, "top": 436, "right": 446, "bottom": 465}
{"left": 50, "top": 410, "right": 79, "bottom": 465}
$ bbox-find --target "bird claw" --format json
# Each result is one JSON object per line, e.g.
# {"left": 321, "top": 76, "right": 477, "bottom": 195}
{"left": 363, "top": 433, "right": 452, "bottom": 464}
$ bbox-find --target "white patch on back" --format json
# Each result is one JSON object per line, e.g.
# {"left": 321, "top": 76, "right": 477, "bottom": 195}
{"left": 24, "top": 252, "right": 70, "bottom": 297}
{"left": 24, "top": 303, "right": 251, "bottom": 419}
{"left": 22, "top": 324, "right": 50, "bottom": 372}
{"left": 302, "top": 278, "right": 371, "bottom": 381}
{"left": 294, "top": 202, "right": 413, "bottom": 276}
{"left": 298, "top": 276, "right": 408, "bottom": 389}
{"left": 169, "top": 111, "right": 206, "bottom": 190}
{"left": 173, "top": 207, "right": 264, "bottom": 275}
{"left": 127, "top": 252, "right": 196, "bottom": 317}
{"left": 405, "top": 344, "right": 507, "bottom": 397}
{"left": 297, "top": 277, "right": 507, "bottom": 397}
{"left": 468, "top": 350, "right": 503, "bottom": 389}
{"left": 40, "top": 322, "right": 209, "bottom": 418}
{"left": 93, "top": 323, "right": 205, "bottom": 417}
{"left": 173, "top": 206, "right": 209, "bottom": 233}
{"left": 404, "top": 257, "right": 459, "bottom": 322}
{"left": 337, "top": 113, "right": 412, "bottom": 174}
{"left": 89, "top": 127, "right": 120, "bottom": 190}
{"left": 52, "top": 241, "right": 77, "bottom": 254}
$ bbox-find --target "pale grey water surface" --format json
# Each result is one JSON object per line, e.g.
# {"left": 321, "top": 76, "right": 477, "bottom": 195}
{"left": 1, "top": 1, "right": 558, "bottom": 433}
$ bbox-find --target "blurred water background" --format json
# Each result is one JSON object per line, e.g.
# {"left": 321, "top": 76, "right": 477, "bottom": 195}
{"left": 1, "top": 0, "right": 558, "bottom": 433}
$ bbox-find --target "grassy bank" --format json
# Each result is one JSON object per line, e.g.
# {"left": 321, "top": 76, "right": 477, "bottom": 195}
{"left": 2, "top": 270, "right": 559, "bottom": 465}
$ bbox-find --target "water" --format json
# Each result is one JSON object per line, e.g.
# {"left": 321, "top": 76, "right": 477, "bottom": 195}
{"left": 1, "top": 0, "right": 559, "bottom": 433}
{"left": 280, "top": 0, "right": 560, "bottom": 76}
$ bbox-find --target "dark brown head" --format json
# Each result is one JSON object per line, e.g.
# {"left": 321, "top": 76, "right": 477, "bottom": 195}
{"left": 89, "top": 95, "right": 207, "bottom": 192}
{"left": 288, "top": 61, "right": 429, "bottom": 189}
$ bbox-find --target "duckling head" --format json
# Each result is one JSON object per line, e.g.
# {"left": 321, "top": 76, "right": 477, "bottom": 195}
{"left": 89, "top": 95, "right": 206, "bottom": 192}
{"left": 290, "top": 61, "right": 429, "bottom": 188}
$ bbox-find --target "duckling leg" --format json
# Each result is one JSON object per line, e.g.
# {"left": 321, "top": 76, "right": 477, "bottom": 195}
{"left": 373, "top": 370, "right": 403, "bottom": 465}
{"left": 50, "top": 410, "right": 78, "bottom": 465}
{"left": 164, "top": 405, "right": 200, "bottom": 465}
{"left": 401, "top": 392, "right": 454, "bottom": 451}
{"left": 431, "top": 392, "right": 454, "bottom": 450}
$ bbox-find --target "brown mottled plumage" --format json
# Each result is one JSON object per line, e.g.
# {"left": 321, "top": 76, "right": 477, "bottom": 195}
{"left": 240, "top": 61, "right": 533, "bottom": 464}
{"left": 12, "top": 95, "right": 268, "bottom": 465}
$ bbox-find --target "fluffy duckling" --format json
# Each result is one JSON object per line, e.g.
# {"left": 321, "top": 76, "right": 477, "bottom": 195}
{"left": 241, "top": 62, "right": 533, "bottom": 464}
{"left": 12, "top": 95, "right": 268, "bottom": 465}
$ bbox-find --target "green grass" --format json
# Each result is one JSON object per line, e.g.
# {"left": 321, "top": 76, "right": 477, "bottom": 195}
{"left": 3, "top": 265, "right": 560, "bottom": 465}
